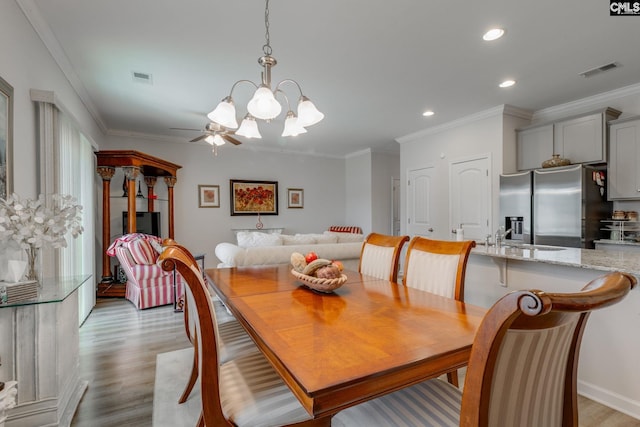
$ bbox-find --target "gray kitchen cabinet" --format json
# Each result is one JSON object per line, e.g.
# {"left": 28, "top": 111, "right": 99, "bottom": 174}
{"left": 608, "top": 116, "right": 640, "bottom": 200}
{"left": 516, "top": 124, "right": 553, "bottom": 170}
{"left": 553, "top": 108, "right": 621, "bottom": 164}
{"left": 516, "top": 107, "right": 621, "bottom": 171}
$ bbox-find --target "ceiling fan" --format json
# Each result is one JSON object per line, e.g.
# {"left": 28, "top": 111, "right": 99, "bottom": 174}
{"left": 171, "top": 122, "right": 242, "bottom": 146}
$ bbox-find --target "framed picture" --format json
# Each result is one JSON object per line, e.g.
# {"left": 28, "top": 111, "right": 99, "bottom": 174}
{"left": 198, "top": 184, "right": 220, "bottom": 208}
{"left": 287, "top": 188, "right": 304, "bottom": 208}
{"left": 0, "top": 76, "right": 13, "bottom": 199}
{"left": 230, "top": 179, "right": 278, "bottom": 216}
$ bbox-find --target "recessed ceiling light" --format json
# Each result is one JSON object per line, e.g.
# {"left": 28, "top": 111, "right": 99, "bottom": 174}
{"left": 483, "top": 28, "right": 505, "bottom": 41}
{"left": 422, "top": 110, "right": 435, "bottom": 117}
{"left": 499, "top": 79, "right": 516, "bottom": 88}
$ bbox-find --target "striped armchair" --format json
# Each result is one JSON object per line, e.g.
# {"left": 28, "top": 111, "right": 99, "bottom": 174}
{"left": 107, "top": 233, "right": 184, "bottom": 309}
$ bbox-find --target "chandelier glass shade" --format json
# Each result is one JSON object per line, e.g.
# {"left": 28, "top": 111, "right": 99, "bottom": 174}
{"left": 282, "top": 111, "right": 307, "bottom": 137}
{"left": 236, "top": 114, "right": 262, "bottom": 138}
{"left": 207, "top": 0, "right": 323, "bottom": 139}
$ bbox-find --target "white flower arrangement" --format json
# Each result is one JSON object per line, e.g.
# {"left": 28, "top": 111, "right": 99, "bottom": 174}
{"left": 0, "top": 193, "right": 83, "bottom": 281}
{"left": 0, "top": 193, "right": 84, "bottom": 249}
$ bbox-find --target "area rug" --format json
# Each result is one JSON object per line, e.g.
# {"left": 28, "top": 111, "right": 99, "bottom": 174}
{"left": 153, "top": 347, "right": 201, "bottom": 427}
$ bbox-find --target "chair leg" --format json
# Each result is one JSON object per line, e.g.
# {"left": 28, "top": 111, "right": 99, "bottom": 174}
{"left": 196, "top": 411, "right": 204, "bottom": 427}
{"left": 179, "top": 339, "right": 199, "bottom": 403}
{"left": 447, "top": 369, "right": 459, "bottom": 388}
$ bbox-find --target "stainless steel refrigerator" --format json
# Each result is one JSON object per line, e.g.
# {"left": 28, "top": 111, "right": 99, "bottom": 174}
{"left": 533, "top": 165, "right": 611, "bottom": 248}
{"left": 500, "top": 165, "right": 612, "bottom": 248}
{"left": 499, "top": 171, "right": 533, "bottom": 244}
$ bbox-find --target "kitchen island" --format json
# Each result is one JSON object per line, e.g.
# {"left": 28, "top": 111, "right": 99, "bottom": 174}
{"left": 465, "top": 244, "right": 640, "bottom": 421}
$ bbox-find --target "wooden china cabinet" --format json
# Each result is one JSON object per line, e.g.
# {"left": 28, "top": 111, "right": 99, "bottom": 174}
{"left": 95, "top": 150, "right": 182, "bottom": 297}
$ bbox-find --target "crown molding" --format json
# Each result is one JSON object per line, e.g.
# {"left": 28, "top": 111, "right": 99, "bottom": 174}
{"left": 16, "top": 0, "right": 108, "bottom": 133}
{"left": 396, "top": 104, "right": 530, "bottom": 144}
{"left": 532, "top": 82, "right": 640, "bottom": 122}
{"left": 106, "top": 128, "right": 347, "bottom": 159}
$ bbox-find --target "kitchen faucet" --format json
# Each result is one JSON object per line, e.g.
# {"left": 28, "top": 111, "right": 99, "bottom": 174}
{"left": 494, "top": 227, "right": 512, "bottom": 247}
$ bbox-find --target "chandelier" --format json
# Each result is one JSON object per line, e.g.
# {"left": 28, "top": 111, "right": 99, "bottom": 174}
{"left": 207, "top": 0, "right": 324, "bottom": 140}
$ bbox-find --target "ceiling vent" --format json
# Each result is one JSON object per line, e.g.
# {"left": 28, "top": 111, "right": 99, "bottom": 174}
{"left": 579, "top": 62, "right": 619, "bottom": 78}
{"left": 132, "top": 71, "right": 153, "bottom": 84}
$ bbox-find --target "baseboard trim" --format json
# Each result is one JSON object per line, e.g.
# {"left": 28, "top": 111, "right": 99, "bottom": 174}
{"left": 578, "top": 380, "right": 640, "bottom": 421}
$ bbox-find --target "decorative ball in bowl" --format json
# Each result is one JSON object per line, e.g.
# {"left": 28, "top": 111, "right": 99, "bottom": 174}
{"left": 290, "top": 252, "right": 347, "bottom": 293}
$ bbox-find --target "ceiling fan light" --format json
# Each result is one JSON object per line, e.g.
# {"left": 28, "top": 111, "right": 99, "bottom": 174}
{"left": 236, "top": 114, "right": 262, "bottom": 139}
{"left": 213, "top": 134, "right": 226, "bottom": 146}
{"left": 296, "top": 96, "right": 324, "bottom": 127}
{"left": 281, "top": 111, "right": 307, "bottom": 137}
{"left": 207, "top": 96, "right": 238, "bottom": 129}
{"left": 204, "top": 135, "right": 215, "bottom": 145}
{"left": 247, "top": 85, "right": 281, "bottom": 120}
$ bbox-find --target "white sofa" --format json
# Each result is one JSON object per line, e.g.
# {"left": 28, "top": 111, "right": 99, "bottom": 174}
{"left": 215, "top": 231, "right": 364, "bottom": 269}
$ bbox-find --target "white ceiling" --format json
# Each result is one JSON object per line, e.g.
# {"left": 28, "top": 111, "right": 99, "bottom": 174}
{"left": 21, "top": 0, "right": 640, "bottom": 157}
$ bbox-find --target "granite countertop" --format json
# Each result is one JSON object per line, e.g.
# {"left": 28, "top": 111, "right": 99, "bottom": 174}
{"left": 595, "top": 239, "right": 640, "bottom": 246}
{"left": 471, "top": 244, "right": 640, "bottom": 276}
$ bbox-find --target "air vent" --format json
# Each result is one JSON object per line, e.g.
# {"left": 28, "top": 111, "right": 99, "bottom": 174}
{"left": 579, "top": 62, "right": 619, "bottom": 78}
{"left": 132, "top": 71, "right": 153, "bottom": 84}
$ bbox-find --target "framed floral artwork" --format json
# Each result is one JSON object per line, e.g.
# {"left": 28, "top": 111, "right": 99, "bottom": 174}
{"left": 198, "top": 185, "right": 220, "bottom": 208}
{"left": 287, "top": 188, "right": 304, "bottom": 208}
{"left": 0, "top": 75, "right": 13, "bottom": 199}
{"left": 230, "top": 179, "right": 278, "bottom": 215}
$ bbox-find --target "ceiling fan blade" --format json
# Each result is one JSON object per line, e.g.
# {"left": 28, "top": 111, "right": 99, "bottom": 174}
{"left": 224, "top": 135, "right": 242, "bottom": 145}
{"left": 189, "top": 134, "right": 208, "bottom": 143}
{"left": 170, "top": 127, "right": 202, "bottom": 132}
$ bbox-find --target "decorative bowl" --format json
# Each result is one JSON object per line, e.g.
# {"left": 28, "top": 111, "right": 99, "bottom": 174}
{"left": 291, "top": 269, "right": 347, "bottom": 293}
{"left": 541, "top": 154, "right": 571, "bottom": 168}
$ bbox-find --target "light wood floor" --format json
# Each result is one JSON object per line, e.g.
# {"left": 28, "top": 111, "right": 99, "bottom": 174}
{"left": 71, "top": 298, "right": 189, "bottom": 427}
{"left": 71, "top": 298, "right": 640, "bottom": 426}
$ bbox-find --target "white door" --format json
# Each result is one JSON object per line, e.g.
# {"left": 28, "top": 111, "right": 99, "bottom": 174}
{"left": 450, "top": 156, "right": 491, "bottom": 241}
{"left": 407, "top": 167, "right": 436, "bottom": 237}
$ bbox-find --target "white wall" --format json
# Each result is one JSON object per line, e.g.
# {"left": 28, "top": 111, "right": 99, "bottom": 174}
{"left": 399, "top": 107, "right": 519, "bottom": 239}
{"left": 104, "top": 135, "right": 347, "bottom": 267}
{"left": 371, "top": 151, "right": 399, "bottom": 234}
{"left": 343, "top": 149, "right": 400, "bottom": 236}
{"left": 0, "top": 0, "right": 104, "bottom": 274}
{"left": 345, "top": 150, "right": 372, "bottom": 234}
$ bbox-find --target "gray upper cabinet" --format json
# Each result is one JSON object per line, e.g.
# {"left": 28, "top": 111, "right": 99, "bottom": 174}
{"left": 553, "top": 108, "right": 621, "bottom": 164}
{"left": 516, "top": 107, "right": 621, "bottom": 171}
{"left": 608, "top": 116, "right": 640, "bottom": 200}
{"left": 516, "top": 125, "right": 554, "bottom": 170}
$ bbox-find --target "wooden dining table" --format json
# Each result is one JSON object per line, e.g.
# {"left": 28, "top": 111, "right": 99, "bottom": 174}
{"left": 206, "top": 264, "right": 486, "bottom": 423}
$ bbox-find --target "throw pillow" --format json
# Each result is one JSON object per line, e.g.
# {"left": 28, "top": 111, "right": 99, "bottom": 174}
{"left": 128, "top": 238, "right": 158, "bottom": 265}
{"left": 281, "top": 234, "right": 317, "bottom": 245}
{"left": 149, "top": 239, "right": 165, "bottom": 255}
{"left": 306, "top": 233, "right": 339, "bottom": 244}
{"left": 237, "top": 231, "right": 283, "bottom": 248}
{"left": 324, "top": 231, "right": 365, "bottom": 243}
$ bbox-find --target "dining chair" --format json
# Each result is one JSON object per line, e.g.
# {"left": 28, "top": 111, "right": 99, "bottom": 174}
{"left": 333, "top": 271, "right": 636, "bottom": 427}
{"left": 358, "top": 233, "right": 410, "bottom": 282}
{"left": 162, "top": 239, "right": 258, "bottom": 405}
{"left": 402, "top": 237, "right": 476, "bottom": 386}
{"left": 159, "top": 242, "right": 324, "bottom": 427}
{"left": 402, "top": 236, "right": 476, "bottom": 300}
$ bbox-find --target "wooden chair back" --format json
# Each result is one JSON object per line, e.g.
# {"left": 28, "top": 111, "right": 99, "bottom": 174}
{"left": 460, "top": 272, "right": 637, "bottom": 427}
{"left": 358, "top": 233, "right": 410, "bottom": 282}
{"left": 402, "top": 237, "right": 476, "bottom": 301}
{"left": 159, "top": 242, "right": 231, "bottom": 426}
